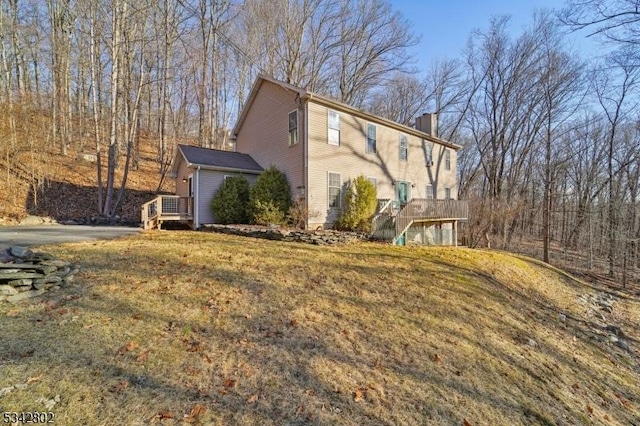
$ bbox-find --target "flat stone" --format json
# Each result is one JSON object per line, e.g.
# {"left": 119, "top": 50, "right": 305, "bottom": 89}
{"left": 7, "top": 279, "right": 33, "bottom": 286}
{"left": 0, "top": 269, "right": 21, "bottom": 274}
{"left": 616, "top": 339, "right": 629, "bottom": 350}
{"left": 0, "top": 285, "right": 19, "bottom": 295}
{"left": 9, "top": 246, "right": 33, "bottom": 258}
{"left": 40, "top": 260, "right": 71, "bottom": 268}
{"left": 33, "top": 276, "right": 62, "bottom": 289}
{"left": 0, "top": 272, "right": 44, "bottom": 281}
{"left": 7, "top": 288, "right": 45, "bottom": 303}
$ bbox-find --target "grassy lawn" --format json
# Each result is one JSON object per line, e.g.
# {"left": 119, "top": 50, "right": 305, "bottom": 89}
{"left": 1, "top": 231, "right": 639, "bottom": 425}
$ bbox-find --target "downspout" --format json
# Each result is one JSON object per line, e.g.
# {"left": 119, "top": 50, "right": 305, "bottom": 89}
{"left": 194, "top": 165, "right": 201, "bottom": 229}
{"left": 303, "top": 96, "right": 310, "bottom": 230}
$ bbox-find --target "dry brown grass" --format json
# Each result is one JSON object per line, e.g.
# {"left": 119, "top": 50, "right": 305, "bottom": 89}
{"left": 1, "top": 232, "right": 639, "bottom": 425}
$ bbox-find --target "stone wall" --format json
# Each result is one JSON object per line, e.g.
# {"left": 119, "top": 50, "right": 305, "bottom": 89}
{"left": 202, "top": 224, "right": 368, "bottom": 245}
{"left": 0, "top": 246, "right": 79, "bottom": 303}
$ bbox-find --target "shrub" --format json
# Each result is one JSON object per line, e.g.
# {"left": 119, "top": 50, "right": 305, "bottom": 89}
{"left": 210, "top": 175, "right": 250, "bottom": 224}
{"left": 335, "top": 175, "right": 377, "bottom": 232}
{"left": 252, "top": 200, "right": 286, "bottom": 225}
{"left": 250, "top": 166, "right": 291, "bottom": 225}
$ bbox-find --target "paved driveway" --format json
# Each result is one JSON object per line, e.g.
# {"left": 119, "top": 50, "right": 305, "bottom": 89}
{"left": 0, "top": 225, "right": 141, "bottom": 248}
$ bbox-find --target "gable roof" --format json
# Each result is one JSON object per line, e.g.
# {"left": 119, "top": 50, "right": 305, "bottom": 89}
{"left": 233, "top": 74, "right": 462, "bottom": 151}
{"left": 173, "top": 144, "right": 263, "bottom": 175}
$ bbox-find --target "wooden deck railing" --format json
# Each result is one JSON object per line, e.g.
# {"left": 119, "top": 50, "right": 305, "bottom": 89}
{"left": 141, "top": 195, "right": 193, "bottom": 230}
{"left": 393, "top": 199, "right": 468, "bottom": 244}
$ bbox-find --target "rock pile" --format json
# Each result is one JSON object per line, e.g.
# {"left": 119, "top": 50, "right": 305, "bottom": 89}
{"left": 0, "top": 246, "right": 79, "bottom": 303}
{"left": 578, "top": 291, "right": 630, "bottom": 351}
{"left": 203, "top": 224, "right": 367, "bottom": 245}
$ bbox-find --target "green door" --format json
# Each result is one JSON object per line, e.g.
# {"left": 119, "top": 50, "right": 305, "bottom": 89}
{"left": 397, "top": 181, "right": 409, "bottom": 204}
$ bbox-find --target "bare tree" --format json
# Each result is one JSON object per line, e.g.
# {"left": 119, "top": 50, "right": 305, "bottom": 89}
{"left": 592, "top": 49, "right": 640, "bottom": 276}
{"left": 559, "top": 0, "right": 640, "bottom": 47}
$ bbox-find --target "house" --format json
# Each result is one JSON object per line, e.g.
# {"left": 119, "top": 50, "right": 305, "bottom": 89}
{"left": 141, "top": 145, "right": 262, "bottom": 230}
{"left": 142, "top": 75, "right": 468, "bottom": 245}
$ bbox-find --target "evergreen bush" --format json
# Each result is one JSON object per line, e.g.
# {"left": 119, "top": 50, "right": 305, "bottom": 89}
{"left": 210, "top": 175, "right": 250, "bottom": 224}
{"left": 335, "top": 175, "right": 377, "bottom": 232}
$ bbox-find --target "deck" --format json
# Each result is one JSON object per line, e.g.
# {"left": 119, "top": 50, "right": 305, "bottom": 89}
{"left": 141, "top": 196, "right": 193, "bottom": 230}
{"left": 371, "top": 198, "right": 469, "bottom": 245}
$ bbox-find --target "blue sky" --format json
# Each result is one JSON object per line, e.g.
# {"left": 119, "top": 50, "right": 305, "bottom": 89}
{"left": 389, "top": 0, "right": 598, "bottom": 73}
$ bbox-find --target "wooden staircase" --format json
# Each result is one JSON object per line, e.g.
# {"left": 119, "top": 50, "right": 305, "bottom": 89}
{"left": 141, "top": 196, "right": 193, "bottom": 230}
{"left": 370, "top": 198, "right": 469, "bottom": 245}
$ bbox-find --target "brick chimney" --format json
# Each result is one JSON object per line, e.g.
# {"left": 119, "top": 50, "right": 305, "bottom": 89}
{"left": 415, "top": 113, "right": 438, "bottom": 138}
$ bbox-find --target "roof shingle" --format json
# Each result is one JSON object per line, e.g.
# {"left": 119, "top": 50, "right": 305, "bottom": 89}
{"left": 178, "top": 144, "right": 263, "bottom": 172}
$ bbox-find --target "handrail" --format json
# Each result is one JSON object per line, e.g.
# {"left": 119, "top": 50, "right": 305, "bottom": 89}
{"left": 393, "top": 199, "right": 469, "bottom": 244}
{"left": 377, "top": 199, "right": 393, "bottom": 214}
{"left": 141, "top": 195, "right": 193, "bottom": 229}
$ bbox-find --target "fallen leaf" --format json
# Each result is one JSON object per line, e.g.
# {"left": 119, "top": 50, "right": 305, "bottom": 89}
{"left": 136, "top": 350, "right": 150, "bottom": 363}
{"left": 110, "top": 380, "right": 129, "bottom": 393}
{"left": 586, "top": 404, "right": 594, "bottom": 415}
{"left": 26, "top": 376, "right": 41, "bottom": 385}
{"left": 185, "top": 403, "right": 207, "bottom": 423}
{"left": 117, "top": 341, "right": 139, "bottom": 355}
{"left": 433, "top": 353, "right": 442, "bottom": 363}
{"left": 157, "top": 410, "right": 173, "bottom": 419}
{"left": 354, "top": 388, "right": 364, "bottom": 403}
{"left": 295, "top": 405, "right": 305, "bottom": 415}
{"left": 224, "top": 378, "right": 236, "bottom": 388}
{"left": 463, "top": 419, "right": 472, "bottom": 426}
{"left": 247, "top": 394, "right": 259, "bottom": 404}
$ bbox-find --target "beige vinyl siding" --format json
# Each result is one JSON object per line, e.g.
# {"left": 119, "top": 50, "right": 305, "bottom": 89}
{"left": 174, "top": 155, "right": 192, "bottom": 197}
{"left": 306, "top": 101, "right": 458, "bottom": 228}
{"left": 235, "top": 80, "right": 304, "bottom": 197}
{"left": 197, "top": 170, "right": 258, "bottom": 225}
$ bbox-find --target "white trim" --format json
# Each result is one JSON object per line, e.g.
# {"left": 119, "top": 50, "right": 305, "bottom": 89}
{"left": 328, "top": 109, "right": 340, "bottom": 146}
{"left": 327, "top": 171, "right": 342, "bottom": 210}
{"left": 399, "top": 134, "right": 408, "bottom": 161}
{"left": 366, "top": 122, "right": 376, "bottom": 154}
{"left": 194, "top": 166, "right": 200, "bottom": 228}
{"left": 288, "top": 109, "right": 299, "bottom": 146}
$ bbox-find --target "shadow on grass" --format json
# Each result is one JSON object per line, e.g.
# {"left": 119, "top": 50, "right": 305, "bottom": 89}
{"left": 1, "top": 234, "right": 638, "bottom": 424}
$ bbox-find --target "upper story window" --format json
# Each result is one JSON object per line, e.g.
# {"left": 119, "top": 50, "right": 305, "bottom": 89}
{"left": 399, "top": 134, "right": 408, "bottom": 161}
{"left": 425, "top": 141, "right": 433, "bottom": 166}
{"left": 444, "top": 148, "right": 451, "bottom": 170}
{"left": 288, "top": 110, "right": 298, "bottom": 146}
{"left": 366, "top": 123, "right": 376, "bottom": 153}
{"left": 328, "top": 110, "right": 340, "bottom": 146}
{"left": 367, "top": 177, "right": 377, "bottom": 188}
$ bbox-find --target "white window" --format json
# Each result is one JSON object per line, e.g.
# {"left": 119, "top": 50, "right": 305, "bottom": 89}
{"left": 288, "top": 110, "right": 298, "bottom": 145}
{"left": 445, "top": 148, "right": 451, "bottom": 170}
{"left": 425, "top": 141, "right": 433, "bottom": 166}
{"left": 328, "top": 172, "right": 342, "bottom": 209}
{"left": 399, "top": 134, "right": 408, "bottom": 161}
{"left": 426, "top": 184, "right": 434, "bottom": 200}
{"left": 366, "top": 123, "right": 376, "bottom": 153}
{"left": 445, "top": 187, "right": 452, "bottom": 199}
{"left": 367, "top": 177, "right": 377, "bottom": 188}
{"left": 328, "top": 110, "right": 340, "bottom": 146}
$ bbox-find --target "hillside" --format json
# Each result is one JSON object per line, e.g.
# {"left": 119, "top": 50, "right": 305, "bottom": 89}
{"left": 0, "top": 138, "right": 173, "bottom": 224}
{"left": 0, "top": 232, "right": 638, "bottom": 425}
